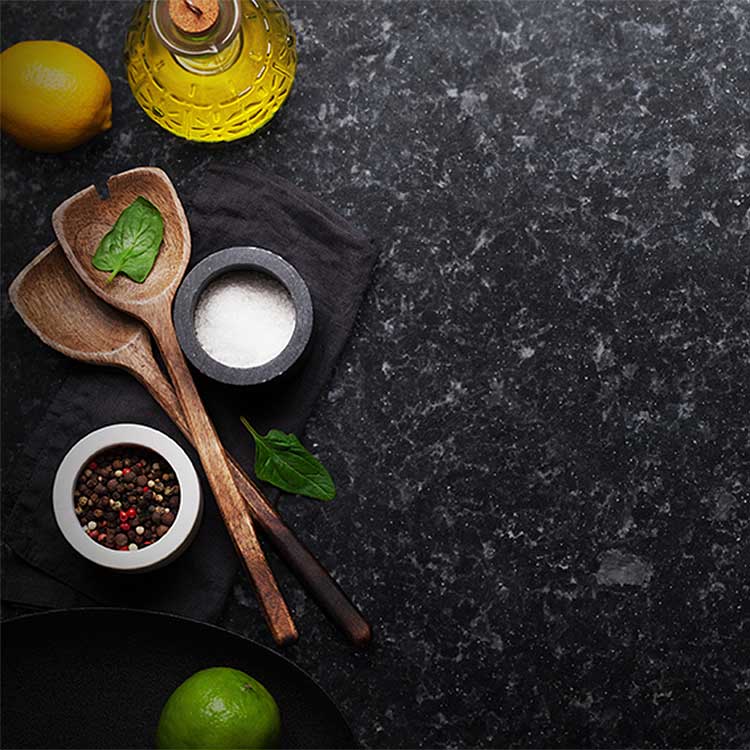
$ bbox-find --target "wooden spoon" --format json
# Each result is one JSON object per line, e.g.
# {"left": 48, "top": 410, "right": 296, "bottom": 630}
{"left": 52, "top": 167, "right": 298, "bottom": 646}
{"left": 10, "top": 243, "right": 372, "bottom": 647}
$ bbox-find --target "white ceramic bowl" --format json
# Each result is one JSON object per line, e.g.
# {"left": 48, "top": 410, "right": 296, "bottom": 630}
{"left": 53, "top": 424, "right": 202, "bottom": 572}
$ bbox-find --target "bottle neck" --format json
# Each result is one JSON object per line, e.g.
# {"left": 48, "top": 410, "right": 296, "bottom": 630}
{"left": 151, "top": 0, "right": 241, "bottom": 68}
{"left": 175, "top": 35, "right": 241, "bottom": 75}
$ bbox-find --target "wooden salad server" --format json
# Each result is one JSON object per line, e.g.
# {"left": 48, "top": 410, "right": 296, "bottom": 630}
{"left": 52, "top": 167, "right": 298, "bottom": 646}
{"left": 10, "top": 243, "right": 372, "bottom": 647}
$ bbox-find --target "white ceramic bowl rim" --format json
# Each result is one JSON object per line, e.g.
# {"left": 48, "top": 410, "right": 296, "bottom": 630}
{"left": 53, "top": 424, "right": 201, "bottom": 571}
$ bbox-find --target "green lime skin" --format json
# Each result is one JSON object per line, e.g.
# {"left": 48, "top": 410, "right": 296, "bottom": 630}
{"left": 156, "top": 667, "right": 281, "bottom": 749}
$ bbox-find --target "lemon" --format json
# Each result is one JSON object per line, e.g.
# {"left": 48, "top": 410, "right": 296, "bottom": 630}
{"left": 156, "top": 667, "right": 282, "bottom": 749}
{"left": 0, "top": 40, "right": 112, "bottom": 153}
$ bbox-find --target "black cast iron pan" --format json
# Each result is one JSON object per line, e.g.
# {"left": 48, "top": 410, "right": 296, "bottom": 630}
{"left": 1, "top": 608, "right": 354, "bottom": 749}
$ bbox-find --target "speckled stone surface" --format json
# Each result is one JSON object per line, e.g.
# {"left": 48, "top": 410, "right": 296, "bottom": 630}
{"left": 2, "top": 1, "right": 750, "bottom": 748}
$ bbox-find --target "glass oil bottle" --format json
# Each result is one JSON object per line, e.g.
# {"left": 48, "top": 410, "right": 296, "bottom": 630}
{"left": 124, "top": 0, "right": 297, "bottom": 142}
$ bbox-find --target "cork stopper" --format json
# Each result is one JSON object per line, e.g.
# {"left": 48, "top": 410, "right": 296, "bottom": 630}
{"left": 168, "top": 0, "right": 219, "bottom": 35}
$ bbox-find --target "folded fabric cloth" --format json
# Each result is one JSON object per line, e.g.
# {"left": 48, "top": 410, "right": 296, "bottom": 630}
{"left": 2, "top": 165, "right": 377, "bottom": 621}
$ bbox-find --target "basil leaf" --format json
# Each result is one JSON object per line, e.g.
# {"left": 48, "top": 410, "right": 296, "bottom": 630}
{"left": 241, "top": 417, "right": 336, "bottom": 501}
{"left": 92, "top": 196, "right": 164, "bottom": 283}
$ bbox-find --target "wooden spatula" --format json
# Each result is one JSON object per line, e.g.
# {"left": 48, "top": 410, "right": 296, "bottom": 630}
{"left": 53, "top": 167, "right": 297, "bottom": 646}
{"left": 10, "top": 242, "right": 371, "bottom": 646}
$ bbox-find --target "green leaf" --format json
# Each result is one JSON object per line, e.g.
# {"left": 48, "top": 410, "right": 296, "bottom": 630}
{"left": 92, "top": 197, "right": 164, "bottom": 283}
{"left": 241, "top": 417, "right": 336, "bottom": 501}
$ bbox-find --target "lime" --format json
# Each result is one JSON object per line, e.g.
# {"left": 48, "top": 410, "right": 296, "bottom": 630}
{"left": 156, "top": 667, "right": 281, "bottom": 749}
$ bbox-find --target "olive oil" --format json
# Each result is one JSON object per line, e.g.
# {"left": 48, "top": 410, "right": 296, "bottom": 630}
{"left": 124, "top": 0, "right": 297, "bottom": 142}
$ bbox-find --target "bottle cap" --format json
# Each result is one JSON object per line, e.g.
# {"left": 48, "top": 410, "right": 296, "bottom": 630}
{"left": 168, "top": 0, "right": 219, "bottom": 35}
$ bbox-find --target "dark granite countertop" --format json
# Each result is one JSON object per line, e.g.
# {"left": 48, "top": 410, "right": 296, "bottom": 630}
{"left": 2, "top": 1, "right": 749, "bottom": 747}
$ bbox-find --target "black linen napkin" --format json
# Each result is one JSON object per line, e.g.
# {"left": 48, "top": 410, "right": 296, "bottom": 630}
{"left": 2, "top": 165, "right": 377, "bottom": 621}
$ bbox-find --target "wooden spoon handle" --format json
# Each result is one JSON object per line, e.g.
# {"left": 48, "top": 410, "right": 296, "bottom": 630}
{"left": 257, "top": 511, "right": 372, "bottom": 648}
{"left": 129, "top": 348, "right": 371, "bottom": 647}
{"left": 147, "top": 307, "right": 298, "bottom": 646}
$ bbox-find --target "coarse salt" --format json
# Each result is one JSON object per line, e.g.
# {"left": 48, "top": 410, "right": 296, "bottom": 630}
{"left": 194, "top": 271, "right": 296, "bottom": 368}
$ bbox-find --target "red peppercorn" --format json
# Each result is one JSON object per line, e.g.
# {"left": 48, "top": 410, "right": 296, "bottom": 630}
{"left": 127, "top": 507, "right": 137, "bottom": 518}
{"left": 122, "top": 468, "right": 131, "bottom": 475}
{"left": 142, "top": 487, "right": 149, "bottom": 493}
{"left": 120, "top": 522, "right": 131, "bottom": 531}
{"left": 97, "top": 533, "right": 107, "bottom": 542}
{"left": 119, "top": 510, "right": 128, "bottom": 522}
{"left": 144, "top": 541, "right": 153, "bottom": 546}
{"left": 117, "top": 546, "right": 128, "bottom": 551}
{"left": 89, "top": 462, "right": 97, "bottom": 470}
